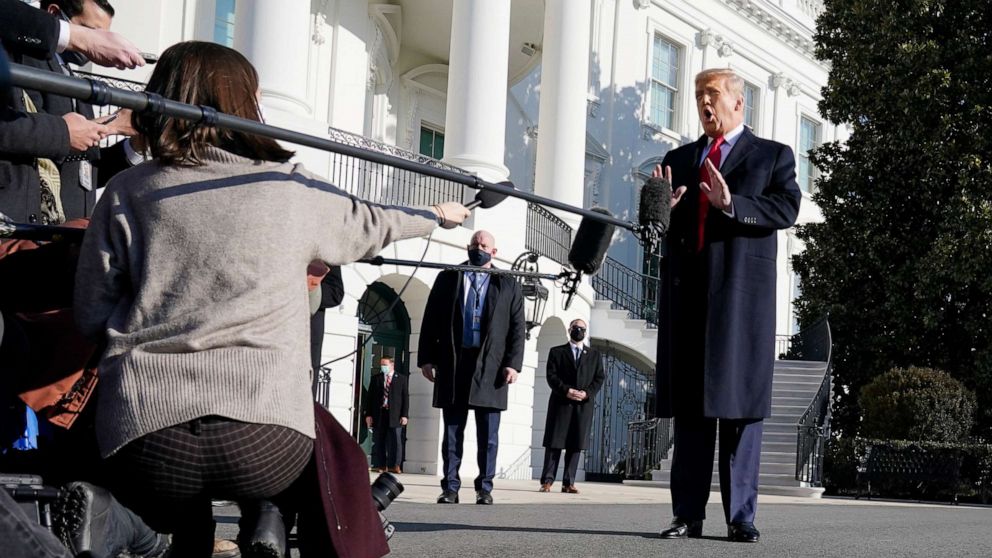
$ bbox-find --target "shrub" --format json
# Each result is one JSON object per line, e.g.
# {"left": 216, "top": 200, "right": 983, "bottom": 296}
{"left": 859, "top": 366, "right": 976, "bottom": 443}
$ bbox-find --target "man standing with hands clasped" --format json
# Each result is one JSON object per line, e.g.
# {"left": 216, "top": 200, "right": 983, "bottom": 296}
{"left": 418, "top": 230, "right": 525, "bottom": 505}
{"left": 539, "top": 318, "right": 604, "bottom": 494}
{"left": 364, "top": 356, "right": 409, "bottom": 474}
{"left": 653, "top": 68, "right": 801, "bottom": 543}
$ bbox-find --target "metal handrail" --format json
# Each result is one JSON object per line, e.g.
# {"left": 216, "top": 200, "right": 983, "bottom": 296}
{"left": 791, "top": 316, "right": 833, "bottom": 486}
{"left": 624, "top": 418, "right": 673, "bottom": 480}
{"left": 591, "top": 256, "right": 660, "bottom": 326}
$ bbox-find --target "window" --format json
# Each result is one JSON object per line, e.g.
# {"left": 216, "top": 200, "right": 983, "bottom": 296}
{"left": 743, "top": 82, "right": 759, "bottom": 131}
{"left": 419, "top": 125, "right": 445, "bottom": 159}
{"left": 798, "top": 116, "right": 821, "bottom": 193}
{"left": 791, "top": 272, "right": 802, "bottom": 334}
{"left": 649, "top": 35, "right": 680, "bottom": 130}
{"left": 213, "top": 0, "right": 236, "bottom": 47}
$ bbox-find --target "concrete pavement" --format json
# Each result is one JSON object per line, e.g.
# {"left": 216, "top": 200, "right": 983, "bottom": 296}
{"left": 213, "top": 473, "right": 992, "bottom": 557}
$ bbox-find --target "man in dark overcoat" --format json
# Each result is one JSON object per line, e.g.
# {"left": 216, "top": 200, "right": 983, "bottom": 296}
{"left": 539, "top": 318, "right": 604, "bottom": 494}
{"left": 418, "top": 230, "right": 525, "bottom": 505}
{"left": 654, "top": 68, "right": 801, "bottom": 543}
{"left": 363, "top": 356, "right": 409, "bottom": 473}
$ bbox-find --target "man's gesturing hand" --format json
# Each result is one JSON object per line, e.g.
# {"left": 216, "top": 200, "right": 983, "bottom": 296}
{"left": 652, "top": 164, "right": 688, "bottom": 208}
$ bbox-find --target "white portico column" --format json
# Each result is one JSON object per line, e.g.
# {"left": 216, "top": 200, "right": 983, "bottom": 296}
{"left": 441, "top": 0, "right": 512, "bottom": 183}
{"left": 233, "top": 0, "right": 312, "bottom": 117}
{"left": 533, "top": 0, "right": 591, "bottom": 228}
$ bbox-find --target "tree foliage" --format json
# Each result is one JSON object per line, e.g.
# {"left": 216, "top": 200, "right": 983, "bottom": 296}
{"left": 795, "top": 0, "right": 992, "bottom": 438}
{"left": 859, "top": 366, "right": 976, "bottom": 442}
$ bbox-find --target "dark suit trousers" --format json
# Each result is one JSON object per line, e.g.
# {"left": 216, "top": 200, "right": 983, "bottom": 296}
{"left": 370, "top": 407, "right": 404, "bottom": 468}
{"left": 540, "top": 448, "right": 581, "bottom": 486}
{"left": 670, "top": 417, "right": 763, "bottom": 525}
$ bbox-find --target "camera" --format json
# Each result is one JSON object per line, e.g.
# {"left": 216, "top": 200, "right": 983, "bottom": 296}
{"left": 370, "top": 472, "right": 403, "bottom": 540}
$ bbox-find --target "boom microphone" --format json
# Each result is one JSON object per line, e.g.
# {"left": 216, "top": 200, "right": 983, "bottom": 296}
{"left": 465, "top": 181, "right": 515, "bottom": 210}
{"left": 568, "top": 207, "right": 615, "bottom": 275}
{"left": 638, "top": 176, "right": 672, "bottom": 254}
{"left": 563, "top": 207, "right": 615, "bottom": 309}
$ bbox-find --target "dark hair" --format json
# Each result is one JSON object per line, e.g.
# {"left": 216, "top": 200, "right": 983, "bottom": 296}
{"left": 42, "top": 0, "right": 115, "bottom": 18}
{"left": 135, "top": 41, "right": 294, "bottom": 166}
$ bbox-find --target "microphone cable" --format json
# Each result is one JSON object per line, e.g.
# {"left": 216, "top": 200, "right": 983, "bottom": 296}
{"left": 318, "top": 228, "right": 434, "bottom": 368}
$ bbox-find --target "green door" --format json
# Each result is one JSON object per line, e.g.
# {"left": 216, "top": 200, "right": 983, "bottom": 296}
{"left": 354, "top": 283, "right": 411, "bottom": 460}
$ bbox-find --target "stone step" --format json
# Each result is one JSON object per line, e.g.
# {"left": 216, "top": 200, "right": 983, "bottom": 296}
{"left": 775, "top": 360, "right": 829, "bottom": 370}
{"left": 771, "top": 388, "right": 818, "bottom": 399}
{"left": 771, "top": 396, "right": 815, "bottom": 405}
{"left": 762, "top": 431, "right": 797, "bottom": 443}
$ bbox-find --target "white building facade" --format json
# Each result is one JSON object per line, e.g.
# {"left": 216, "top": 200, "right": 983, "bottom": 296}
{"left": 93, "top": 0, "right": 835, "bottom": 484}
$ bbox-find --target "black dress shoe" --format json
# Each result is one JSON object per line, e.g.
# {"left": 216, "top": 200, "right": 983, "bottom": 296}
{"left": 238, "top": 500, "right": 287, "bottom": 558}
{"left": 659, "top": 517, "right": 703, "bottom": 539}
{"left": 54, "top": 481, "right": 170, "bottom": 558}
{"left": 436, "top": 491, "right": 459, "bottom": 504}
{"left": 728, "top": 522, "right": 760, "bottom": 543}
{"left": 475, "top": 491, "right": 493, "bottom": 505}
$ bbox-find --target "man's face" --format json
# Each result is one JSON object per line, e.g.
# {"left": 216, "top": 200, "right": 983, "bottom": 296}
{"left": 50, "top": 1, "right": 113, "bottom": 31}
{"left": 695, "top": 76, "right": 743, "bottom": 138}
{"left": 468, "top": 233, "right": 497, "bottom": 257}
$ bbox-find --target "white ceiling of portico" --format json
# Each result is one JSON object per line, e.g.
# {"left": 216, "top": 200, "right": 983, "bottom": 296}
{"left": 395, "top": 0, "right": 544, "bottom": 85}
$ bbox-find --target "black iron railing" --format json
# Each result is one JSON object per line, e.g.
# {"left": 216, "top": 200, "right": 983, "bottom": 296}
{"left": 525, "top": 203, "right": 572, "bottom": 266}
{"left": 790, "top": 316, "right": 833, "bottom": 486}
{"left": 624, "top": 418, "right": 673, "bottom": 480}
{"left": 591, "top": 256, "right": 660, "bottom": 326}
{"left": 585, "top": 348, "right": 656, "bottom": 481}
{"left": 325, "top": 127, "right": 466, "bottom": 207}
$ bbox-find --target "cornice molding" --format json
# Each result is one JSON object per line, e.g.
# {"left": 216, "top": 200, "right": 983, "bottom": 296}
{"left": 718, "top": 0, "right": 819, "bottom": 59}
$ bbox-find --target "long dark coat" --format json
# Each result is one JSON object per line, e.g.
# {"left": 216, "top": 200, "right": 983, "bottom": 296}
{"left": 362, "top": 372, "right": 409, "bottom": 428}
{"left": 417, "top": 267, "right": 525, "bottom": 410}
{"left": 543, "top": 343, "right": 605, "bottom": 450}
{"left": 655, "top": 128, "right": 801, "bottom": 419}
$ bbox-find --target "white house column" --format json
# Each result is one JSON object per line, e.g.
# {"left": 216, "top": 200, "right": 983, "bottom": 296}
{"left": 441, "top": 0, "right": 512, "bottom": 183}
{"left": 533, "top": 0, "right": 592, "bottom": 227}
{"left": 233, "top": 0, "right": 312, "bottom": 117}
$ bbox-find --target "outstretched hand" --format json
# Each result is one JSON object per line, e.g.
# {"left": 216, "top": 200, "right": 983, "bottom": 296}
{"left": 700, "top": 158, "right": 732, "bottom": 211}
{"left": 652, "top": 164, "right": 687, "bottom": 208}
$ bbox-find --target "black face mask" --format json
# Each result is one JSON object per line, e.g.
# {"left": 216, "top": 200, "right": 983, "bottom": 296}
{"left": 61, "top": 50, "right": 90, "bottom": 67}
{"left": 569, "top": 327, "right": 586, "bottom": 342}
{"left": 468, "top": 248, "right": 492, "bottom": 267}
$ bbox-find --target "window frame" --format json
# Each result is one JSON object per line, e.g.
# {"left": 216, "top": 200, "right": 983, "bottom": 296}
{"left": 647, "top": 32, "right": 682, "bottom": 133}
{"left": 797, "top": 115, "right": 822, "bottom": 194}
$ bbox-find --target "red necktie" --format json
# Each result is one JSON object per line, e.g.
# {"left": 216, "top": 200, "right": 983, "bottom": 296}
{"left": 697, "top": 136, "right": 725, "bottom": 252}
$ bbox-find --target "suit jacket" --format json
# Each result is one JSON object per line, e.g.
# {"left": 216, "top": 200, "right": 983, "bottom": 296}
{"left": 543, "top": 343, "right": 605, "bottom": 450}
{"left": 363, "top": 372, "right": 409, "bottom": 428}
{"left": 655, "top": 128, "right": 801, "bottom": 419}
{"left": 0, "top": 0, "right": 59, "bottom": 59}
{"left": 309, "top": 265, "right": 344, "bottom": 372}
{"left": 417, "top": 267, "right": 525, "bottom": 410}
{"left": 0, "top": 49, "right": 130, "bottom": 222}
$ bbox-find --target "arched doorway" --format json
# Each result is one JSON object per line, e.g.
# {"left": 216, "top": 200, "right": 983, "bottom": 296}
{"left": 354, "top": 282, "right": 411, "bottom": 459}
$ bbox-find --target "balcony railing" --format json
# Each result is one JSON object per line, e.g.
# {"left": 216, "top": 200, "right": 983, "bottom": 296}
{"left": 591, "top": 256, "right": 660, "bottom": 326}
{"left": 525, "top": 203, "right": 572, "bottom": 266}
{"left": 325, "top": 127, "right": 466, "bottom": 207}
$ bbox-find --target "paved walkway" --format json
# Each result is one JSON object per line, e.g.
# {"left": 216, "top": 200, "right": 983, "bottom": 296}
{"left": 214, "top": 473, "right": 992, "bottom": 557}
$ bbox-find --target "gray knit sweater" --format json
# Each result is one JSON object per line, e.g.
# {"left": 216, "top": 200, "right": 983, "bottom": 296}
{"left": 74, "top": 146, "right": 438, "bottom": 457}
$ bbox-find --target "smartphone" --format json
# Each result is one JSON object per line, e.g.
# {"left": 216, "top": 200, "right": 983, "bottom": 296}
{"left": 139, "top": 52, "right": 159, "bottom": 64}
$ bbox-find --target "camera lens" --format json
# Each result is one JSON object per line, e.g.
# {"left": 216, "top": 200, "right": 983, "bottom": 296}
{"left": 370, "top": 472, "right": 404, "bottom": 512}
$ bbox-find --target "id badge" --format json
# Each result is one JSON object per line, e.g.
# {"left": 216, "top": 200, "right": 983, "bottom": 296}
{"left": 472, "top": 313, "right": 482, "bottom": 332}
{"left": 79, "top": 160, "right": 93, "bottom": 191}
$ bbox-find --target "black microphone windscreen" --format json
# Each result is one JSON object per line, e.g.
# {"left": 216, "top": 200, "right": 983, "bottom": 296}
{"left": 0, "top": 50, "right": 10, "bottom": 107}
{"left": 639, "top": 176, "right": 672, "bottom": 236}
{"left": 474, "top": 181, "right": 514, "bottom": 209}
{"left": 568, "top": 207, "right": 615, "bottom": 275}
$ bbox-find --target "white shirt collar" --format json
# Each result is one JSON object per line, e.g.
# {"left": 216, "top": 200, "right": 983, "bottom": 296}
{"left": 708, "top": 122, "right": 746, "bottom": 148}
{"left": 569, "top": 340, "right": 584, "bottom": 351}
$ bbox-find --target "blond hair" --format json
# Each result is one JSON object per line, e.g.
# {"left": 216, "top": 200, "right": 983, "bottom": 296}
{"left": 695, "top": 68, "right": 744, "bottom": 98}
